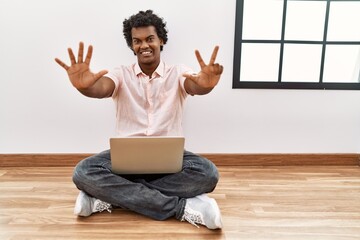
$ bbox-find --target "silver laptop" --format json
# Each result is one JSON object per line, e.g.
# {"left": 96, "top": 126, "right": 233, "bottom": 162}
{"left": 110, "top": 136, "right": 185, "bottom": 174}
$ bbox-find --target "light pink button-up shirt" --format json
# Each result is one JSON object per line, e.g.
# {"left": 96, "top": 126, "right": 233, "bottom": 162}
{"left": 106, "top": 61, "right": 192, "bottom": 137}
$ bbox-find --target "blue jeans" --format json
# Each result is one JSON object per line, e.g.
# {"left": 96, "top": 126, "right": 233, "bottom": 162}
{"left": 72, "top": 149, "right": 219, "bottom": 220}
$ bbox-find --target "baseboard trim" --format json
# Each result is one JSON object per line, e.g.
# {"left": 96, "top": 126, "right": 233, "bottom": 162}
{"left": 0, "top": 153, "right": 359, "bottom": 167}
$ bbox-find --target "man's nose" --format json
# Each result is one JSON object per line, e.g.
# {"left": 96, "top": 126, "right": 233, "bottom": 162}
{"left": 140, "top": 41, "right": 149, "bottom": 48}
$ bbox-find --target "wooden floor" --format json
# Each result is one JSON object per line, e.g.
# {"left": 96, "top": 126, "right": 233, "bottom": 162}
{"left": 1, "top": 166, "right": 360, "bottom": 240}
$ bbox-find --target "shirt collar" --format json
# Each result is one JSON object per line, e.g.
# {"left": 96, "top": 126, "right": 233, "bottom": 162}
{"left": 134, "top": 60, "right": 165, "bottom": 78}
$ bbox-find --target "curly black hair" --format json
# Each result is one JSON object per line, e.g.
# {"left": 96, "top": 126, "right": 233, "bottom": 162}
{"left": 123, "top": 10, "right": 168, "bottom": 52}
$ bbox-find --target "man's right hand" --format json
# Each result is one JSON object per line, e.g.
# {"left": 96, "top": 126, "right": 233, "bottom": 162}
{"left": 55, "top": 42, "right": 108, "bottom": 90}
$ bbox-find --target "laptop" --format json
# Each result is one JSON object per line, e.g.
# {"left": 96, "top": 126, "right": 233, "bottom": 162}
{"left": 109, "top": 136, "right": 185, "bottom": 174}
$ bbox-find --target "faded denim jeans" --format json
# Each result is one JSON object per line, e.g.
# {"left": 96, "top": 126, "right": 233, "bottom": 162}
{"left": 72, "top": 150, "right": 219, "bottom": 220}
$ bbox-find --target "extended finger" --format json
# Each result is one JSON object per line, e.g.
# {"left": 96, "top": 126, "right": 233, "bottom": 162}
{"left": 209, "top": 46, "right": 219, "bottom": 65}
{"left": 93, "top": 70, "right": 109, "bottom": 80}
{"left": 78, "top": 42, "right": 84, "bottom": 63}
{"left": 68, "top": 48, "right": 76, "bottom": 65}
{"left": 195, "top": 50, "right": 206, "bottom": 68}
{"left": 85, "top": 45, "right": 93, "bottom": 65}
{"left": 55, "top": 58, "right": 70, "bottom": 70}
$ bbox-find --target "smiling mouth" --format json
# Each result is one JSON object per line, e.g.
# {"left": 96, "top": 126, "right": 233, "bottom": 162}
{"left": 140, "top": 50, "right": 152, "bottom": 56}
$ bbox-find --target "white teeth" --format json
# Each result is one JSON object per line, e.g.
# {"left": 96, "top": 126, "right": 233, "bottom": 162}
{"left": 141, "top": 51, "right": 151, "bottom": 55}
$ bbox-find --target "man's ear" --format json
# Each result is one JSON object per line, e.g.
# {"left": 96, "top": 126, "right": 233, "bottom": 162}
{"left": 160, "top": 39, "right": 164, "bottom": 51}
{"left": 131, "top": 47, "right": 136, "bottom": 56}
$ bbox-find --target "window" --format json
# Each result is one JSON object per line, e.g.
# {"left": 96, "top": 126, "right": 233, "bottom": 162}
{"left": 233, "top": 0, "right": 360, "bottom": 90}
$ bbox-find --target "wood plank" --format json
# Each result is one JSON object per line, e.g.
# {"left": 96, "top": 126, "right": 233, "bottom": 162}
{"left": 1, "top": 166, "right": 360, "bottom": 239}
{"left": 204, "top": 153, "right": 360, "bottom": 166}
{"left": 0, "top": 153, "right": 359, "bottom": 167}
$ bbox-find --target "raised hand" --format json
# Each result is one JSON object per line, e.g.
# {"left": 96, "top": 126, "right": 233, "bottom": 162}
{"left": 55, "top": 42, "right": 108, "bottom": 90}
{"left": 183, "top": 46, "right": 224, "bottom": 90}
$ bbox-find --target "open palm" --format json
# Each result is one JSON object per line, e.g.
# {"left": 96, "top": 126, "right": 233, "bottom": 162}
{"left": 55, "top": 42, "right": 108, "bottom": 89}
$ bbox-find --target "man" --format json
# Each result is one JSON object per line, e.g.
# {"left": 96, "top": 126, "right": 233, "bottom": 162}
{"left": 55, "top": 10, "right": 224, "bottom": 229}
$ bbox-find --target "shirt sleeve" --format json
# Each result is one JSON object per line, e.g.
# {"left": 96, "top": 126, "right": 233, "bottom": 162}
{"left": 104, "top": 67, "right": 123, "bottom": 99}
{"left": 178, "top": 64, "right": 195, "bottom": 97}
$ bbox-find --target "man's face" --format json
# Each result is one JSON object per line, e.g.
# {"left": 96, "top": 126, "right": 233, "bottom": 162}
{"left": 131, "top": 26, "right": 163, "bottom": 67}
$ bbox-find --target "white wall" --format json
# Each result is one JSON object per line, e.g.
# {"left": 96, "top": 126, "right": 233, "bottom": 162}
{"left": 1, "top": 0, "right": 359, "bottom": 154}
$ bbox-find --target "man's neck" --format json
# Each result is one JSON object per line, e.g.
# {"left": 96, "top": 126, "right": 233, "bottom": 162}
{"left": 139, "top": 61, "right": 160, "bottom": 77}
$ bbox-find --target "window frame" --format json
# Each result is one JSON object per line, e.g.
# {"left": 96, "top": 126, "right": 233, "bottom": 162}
{"left": 232, "top": 0, "right": 360, "bottom": 90}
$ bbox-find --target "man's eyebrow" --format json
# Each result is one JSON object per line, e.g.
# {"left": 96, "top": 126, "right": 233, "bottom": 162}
{"left": 132, "top": 35, "right": 156, "bottom": 40}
